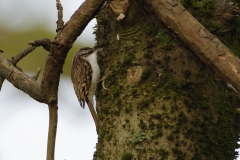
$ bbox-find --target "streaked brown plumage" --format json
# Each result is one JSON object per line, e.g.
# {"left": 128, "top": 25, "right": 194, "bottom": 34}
{"left": 71, "top": 47, "right": 101, "bottom": 128}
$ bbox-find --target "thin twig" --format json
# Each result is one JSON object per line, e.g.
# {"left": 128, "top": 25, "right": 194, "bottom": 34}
{"left": 0, "top": 54, "right": 46, "bottom": 102}
{"left": 46, "top": 1, "right": 63, "bottom": 160}
{"left": 0, "top": 46, "right": 36, "bottom": 90}
{"left": 56, "top": 0, "right": 64, "bottom": 32}
{"left": 32, "top": 68, "right": 42, "bottom": 80}
{"left": 46, "top": 104, "right": 58, "bottom": 160}
{"left": 12, "top": 46, "right": 37, "bottom": 65}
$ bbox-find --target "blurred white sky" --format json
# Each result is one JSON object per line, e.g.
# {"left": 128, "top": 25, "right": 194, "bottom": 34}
{"left": 0, "top": 0, "right": 96, "bottom": 44}
{"left": 0, "top": 78, "right": 97, "bottom": 160}
{"left": 0, "top": 0, "right": 97, "bottom": 160}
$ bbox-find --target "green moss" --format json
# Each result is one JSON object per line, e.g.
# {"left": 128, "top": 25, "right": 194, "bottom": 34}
{"left": 149, "top": 129, "right": 163, "bottom": 139}
{"left": 130, "top": 129, "right": 147, "bottom": 145}
{"left": 171, "top": 147, "right": 186, "bottom": 160}
{"left": 121, "top": 152, "right": 133, "bottom": 160}
{"left": 122, "top": 53, "right": 136, "bottom": 67}
{"left": 168, "top": 133, "right": 174, "bottom": 141}
{"left": 139, "top": 119, "right": 147, "bottom": 130}
{"left": 100, "top": 105, "right": 110, "bottom": 114}
{"left": 125, "top": 104, "right": 132, "bottom": 113}
{"left": 177, "top": 112, "right": 188, "bottom": 126}
{"left": 112, "top": 109, "right": 120, "bottom": 116}
{"left": 112, "top": 87, "right": 120, "bottom": 97}
{"left": 183, "top": 70, "right": 192, "bottom": 79}
{"left": 180, "top": 0, "right": 215, "bottom": 16}
{"left": 155, "top": 29, "right": 174, "bottom": 49}
{"left": 106, "top": 133, "right": 112, "bottom": 141}
{"left": 140, "top": 66, "right": 154, "bottom": 82}
{"left": 150, "top": 113, "right": 162, "bottom": 120}
{"left": 168, "top": 155, "right": 177, "bottom": 160}
{"left": 95, "top": 1, "right": 240, "bottom": 159}
{"left": 159, "top": 148, "right": 169, "bottom": 157}
{"left": 131, "top": 89, "right": 138, "bottom": 97}
{"left": 137, "top": 99, "right": 150, "bottom": 110}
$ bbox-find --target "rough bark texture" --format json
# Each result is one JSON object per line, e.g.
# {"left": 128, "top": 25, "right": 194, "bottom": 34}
{"left": 0, "top": 53, "right": 45, "bottom": 102}
{"left": 144, "top": 0, "right": 240, "bottom": 94}
{"left": 94, "top": 0, "right": 240, "bottom": 159}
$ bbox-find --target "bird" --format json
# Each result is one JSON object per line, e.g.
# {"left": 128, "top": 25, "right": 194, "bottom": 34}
{"left": 71, "top": 47, "right": 102, "bottom": 128}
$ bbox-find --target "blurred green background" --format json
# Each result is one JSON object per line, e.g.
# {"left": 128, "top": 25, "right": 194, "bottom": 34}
{"left": 0, "top": 1, "right": 98, "bottom": 160}
{"left": 0, "top": 27, "right": 84, "bottom": 76}
{"left": 0, "top": 0, "right": 95, "bottom": 77}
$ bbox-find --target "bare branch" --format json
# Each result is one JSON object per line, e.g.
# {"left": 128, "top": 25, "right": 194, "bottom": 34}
{"left": 40, "top": 0, "right": 106, "bottom": 104}
{"left": 56, "top": 0, "right": 64, "bottom": 31}
{"left": 12, "top": 46, "right": 37, "bottom": 65}
{"left": 28, "top": 38, "right": 52, "bottom": 52}
{"left": 32, "top": 67, "right": 41, "bottom": 80}
{"left": 0, "top": 46, "right": 36, "bottom": 90}
{"left": 46, "top": 103, "right": 58, "bottom": 160}
{"left": 0, "top": 53, "right": 47, "bottom": 103}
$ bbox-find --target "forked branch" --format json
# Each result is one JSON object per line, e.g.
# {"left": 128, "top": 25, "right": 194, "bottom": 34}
{"left": 0, "top": 0, "right": 106, "bottom": 160}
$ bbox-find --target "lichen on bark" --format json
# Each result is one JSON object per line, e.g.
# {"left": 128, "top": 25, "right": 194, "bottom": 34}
{"left": 94, "top": 0, "right": 240, "bottom": 159}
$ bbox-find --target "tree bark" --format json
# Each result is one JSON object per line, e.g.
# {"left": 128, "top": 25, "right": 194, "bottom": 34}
{"left": 94, "top": 0, "right": 240, "bottom": 159}
{"left": 144, "top": 0, "right": 240, "bottom": 94}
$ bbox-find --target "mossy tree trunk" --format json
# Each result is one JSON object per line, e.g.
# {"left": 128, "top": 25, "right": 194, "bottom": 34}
{"left": 94, "top": 0, "right": 240, "bottom": 159}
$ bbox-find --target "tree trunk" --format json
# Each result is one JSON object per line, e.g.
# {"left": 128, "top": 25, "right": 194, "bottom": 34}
{"left": 94, "top": 0, "right": 240, "bottom": 159}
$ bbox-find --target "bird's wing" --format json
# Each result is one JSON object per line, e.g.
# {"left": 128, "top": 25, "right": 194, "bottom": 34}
{"left": 71, "top": 56, "right": 92, "bottom": 108}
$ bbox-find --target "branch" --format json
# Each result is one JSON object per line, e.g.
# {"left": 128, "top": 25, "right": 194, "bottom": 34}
{"left": 0, "top": 53, "right": 47, "bottom": 103}
{"left": 40, "top": 0, "right": 106, "bottom": 104}
{"left": 12, "top": 46, "right": 37, "bottom": 65}
{"left": 32, "top": 67, "right": 41, "bottom": 80}
{"left": 42, "top": 1, "right": 105, "bottom": 160}
{"left": 46, "top": 103, "right": 58, "bottom": 160}
{"left": 28, "top": 38, "right": 51, "bottom": 52}
{"left": 56, "top": 0, "right": 64, "bottom": 32}
{"left": 144, "top": 0, "right": 240, "bottom": 94}
{"left": 1, "top": 1, "right": 105, "bottom": 160}
{"left": 0, "top": 46, "right": 37, "bottom": 91}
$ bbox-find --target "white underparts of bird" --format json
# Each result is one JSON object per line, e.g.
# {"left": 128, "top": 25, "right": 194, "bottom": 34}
{"left": 71, "top": 47, "right": 102, "bottom": 128}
